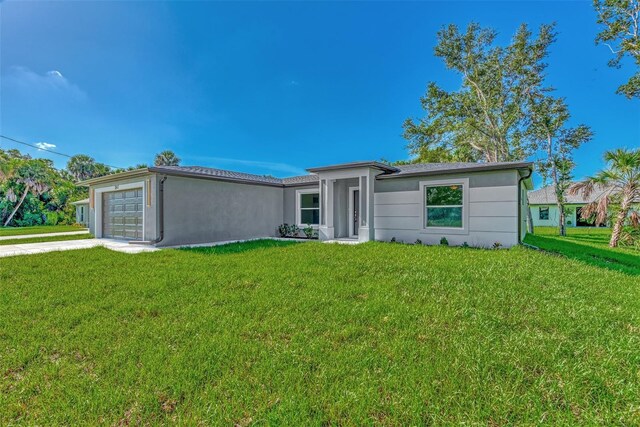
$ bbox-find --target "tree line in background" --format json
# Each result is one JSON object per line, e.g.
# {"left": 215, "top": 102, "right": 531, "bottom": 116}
{"left": 0, "top": 149, "right": 181, "bottom": 227}
{"left": 401, "top": 0, "right": 639, "bottom": 245}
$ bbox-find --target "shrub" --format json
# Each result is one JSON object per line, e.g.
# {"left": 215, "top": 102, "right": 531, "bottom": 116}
{"left": 277, "top": 224, "right": 289, "bottom": 238}
{"left": 440, "top": 237, "right": 449, "bottom": 246}
{"left": 390, "top": 237, "right": 397, "bottom": 243}
{"left": 415, "top": 239, "right": 422, "bottom": 245}
{"left": 492, "top": 241, "right": 503, "bottom": 249}
{"left": 302, "top": 225, "right": 317, "bottom": 239}
{"left": 462, "top": 242, "right": 470, "bottom": 248}
{"left": 287, "top": 224, "right": 300, "bottom": 238}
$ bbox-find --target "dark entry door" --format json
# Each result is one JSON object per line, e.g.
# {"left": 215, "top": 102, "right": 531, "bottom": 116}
{"left": 576, "top": 206, "right": 595, "bottom": 227}
{"left": 353, "top": 190, "right": 359, "bottom": 236}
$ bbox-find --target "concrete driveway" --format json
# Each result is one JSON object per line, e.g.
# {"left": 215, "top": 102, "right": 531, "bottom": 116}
{"left": 0, "top": 238, "right": 158, "bottom": 258}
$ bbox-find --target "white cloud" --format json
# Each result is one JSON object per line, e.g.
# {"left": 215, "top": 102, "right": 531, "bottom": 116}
{"left": 288, "top": 80, "right": 300, "bottom": 86}
{"left": 3, "top": 66, "right": 86, "bottom": 101}
{"left": 189, "top": 156, "right": 307, "bottom": 176}
{"left": 34, "top": 142, "right": 56, "bottom": 151}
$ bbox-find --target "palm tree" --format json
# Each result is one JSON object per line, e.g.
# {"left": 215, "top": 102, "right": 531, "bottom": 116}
{"left": 569, "top": 148, "right": 640, "bottom": 247}
{"left": 154, "top": 150, "right": 181, "bottom": 166}
{"left": 66, "top": 155, "right": 97, "bottom": 181}
{"left": 3, "top": 159, "right": 51, "bottom": 227}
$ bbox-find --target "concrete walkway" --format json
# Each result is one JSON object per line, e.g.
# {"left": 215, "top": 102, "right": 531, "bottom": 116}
{"left": 0, "top": 230, "right": 90, "bottom": 241}
{"left": 0, "top": 238, "right": 158, "bottom": 258}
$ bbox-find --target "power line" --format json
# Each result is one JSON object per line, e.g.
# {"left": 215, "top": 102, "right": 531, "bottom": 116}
{"left": 0, "top": 134, "right": 124, "bottom": 170}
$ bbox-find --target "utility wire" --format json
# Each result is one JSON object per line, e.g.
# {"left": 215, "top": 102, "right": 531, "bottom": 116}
{"left": 0, "top": 134, "right": 124, "bottom": 170}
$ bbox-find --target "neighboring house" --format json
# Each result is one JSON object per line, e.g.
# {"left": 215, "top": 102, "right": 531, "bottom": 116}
{"left": 71, "top": 198, "right": 90, "bottom": 226}
{"left": 80, "top": 161, "right": 533, "bottom": 248}
{"left": 528, "top": 184, "right": 639, "bottom": 228}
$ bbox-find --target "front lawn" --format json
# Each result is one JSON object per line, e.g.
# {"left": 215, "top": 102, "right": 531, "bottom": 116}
{"left": 0, "top": 224, "right": 86, "bottom": 237}
{"left": 525, "top": 226, "right": 639, "bottom": 275}
{"left": 1, "top": 241, "right": 640, "bottom": 424}
{"left": 0, "top": 234, "right": 94, "bottom": 246}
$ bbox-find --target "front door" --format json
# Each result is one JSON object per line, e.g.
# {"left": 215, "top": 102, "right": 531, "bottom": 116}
{"left": 352, "top": 189, "right": 359, "bottom": 236}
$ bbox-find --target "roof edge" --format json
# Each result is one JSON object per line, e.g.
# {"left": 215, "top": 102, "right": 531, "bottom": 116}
{"left": 307, "top": 161, "right": 399, "bottom": 174}
{"left": 148, "top": 167, "right": 285, "bottom": 187}
{"left": 377, "top": 162, "right": 533, "bottom": 179}
{"left": 78, "top": 168, "right": 151, "bottom": 186}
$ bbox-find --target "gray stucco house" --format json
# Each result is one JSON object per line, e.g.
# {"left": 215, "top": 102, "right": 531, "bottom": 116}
{"left": 81, "top": 160, "right": 533, "bottom": 248}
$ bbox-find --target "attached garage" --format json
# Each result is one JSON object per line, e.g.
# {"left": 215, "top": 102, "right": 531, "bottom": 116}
{"left": 102, "top": 188, "right": 143, "bottom": 240}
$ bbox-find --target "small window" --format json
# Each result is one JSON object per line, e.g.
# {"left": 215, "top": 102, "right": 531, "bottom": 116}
{"left": 299, "top": 192, "right": 319, "bottom": 225}
{"left": 425, "top": 184, "right": 463, "bottom": 228}
{"left": 539, "top": 207, "right": 549, "bottom": 220}
{"left": 80, "top": 207, "right": 84, "bottom": 222}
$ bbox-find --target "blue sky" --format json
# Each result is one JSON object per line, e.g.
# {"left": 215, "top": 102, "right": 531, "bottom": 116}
{"left": 1, "top": 1, "right": 638, "bottom": 186}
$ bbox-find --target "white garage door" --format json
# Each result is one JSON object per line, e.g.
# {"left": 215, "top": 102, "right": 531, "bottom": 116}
{"left": 102, "top": 189, "right": 143, "bottom": 240}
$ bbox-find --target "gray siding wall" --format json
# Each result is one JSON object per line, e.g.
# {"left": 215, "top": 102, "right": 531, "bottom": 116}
{"left": 373, "top": 170, "right": 521, "bottom": 247}
{"left": 283, "top": 184, "right": 319, "bottom": 225}
{"left": 88, "top": 174, "right": 158, "bottom": 241}
{"left": 160, "top": 176, "right": 284, "bottom": 246}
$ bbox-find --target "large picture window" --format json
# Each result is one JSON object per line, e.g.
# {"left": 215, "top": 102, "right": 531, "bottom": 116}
{"left": 298, "top": 191, "right": 319, "bottom": 225}
{"left": 425, "top": 184, "right": 463, "bottom": 228}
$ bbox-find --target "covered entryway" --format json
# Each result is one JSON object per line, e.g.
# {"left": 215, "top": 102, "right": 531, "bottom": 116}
{"left": 102, "top": 189, "right": 143, "bottom": 240}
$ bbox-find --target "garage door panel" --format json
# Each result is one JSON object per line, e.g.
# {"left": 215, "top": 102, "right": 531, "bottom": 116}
{"left": 102, "top": 188, "right": 143, "bottom": 240}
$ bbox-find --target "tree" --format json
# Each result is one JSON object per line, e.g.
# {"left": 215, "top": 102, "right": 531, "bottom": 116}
{"left": 66, "top": 155, "right": 97, "bottom": 181}
{"left": 66, "top": 154, "right": 111, "bottom": 181}
{"left": 3, "top": 159, "right": 51, "bottom": 227}
{"left": 569, "top": 148, "right": 640, "bottom": 247}
{"left": 594, "top": 0, "right": 640, "bottom": 98}
{"left": 154, "top": 150, "right": 181, "bottom": 166}
{"left": 403, "top": 23, "right": 556, "bottom": 162}
{"left": 528, "top": 95, "right": 593, "bottom": 236}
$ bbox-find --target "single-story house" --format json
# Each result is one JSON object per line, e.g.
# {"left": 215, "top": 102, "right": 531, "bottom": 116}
{"left": 71, "top": 198, "right": 90, "bottom": 227}
{"left": 80, "top": 160, "right": 533, "bottom": 248}
{"left": 529, "top": 184, "right": 610, "bottom": 228}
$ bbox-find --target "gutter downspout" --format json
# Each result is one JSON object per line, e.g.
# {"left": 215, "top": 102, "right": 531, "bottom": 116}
{"left": 517, "top": 167, "right": 533, "bottom": 244}
{"left": 130, "top": 175, "right": 167, "bottom": 246}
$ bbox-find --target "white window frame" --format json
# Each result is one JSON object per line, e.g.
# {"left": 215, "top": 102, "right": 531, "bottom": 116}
{"left": 419, "top": 178, "right": 469, "bottom": 235}
{"left": 296, "top": 189, "right": 320, "bottom": 227}
{"left": 539, "top": 206, "right": 550, "bottom": 220}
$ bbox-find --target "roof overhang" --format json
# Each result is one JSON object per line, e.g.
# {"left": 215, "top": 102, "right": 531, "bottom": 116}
{"left": 80, "top": 166, "right": 291, "bottom": 188}
{"left": 307, "top": 161, "right": 399, "bottom": 174}
{"left": 376, "top": 162, "right": 534, "bottom": 179}
{"left": 78, "top": 168, "right": 151, "bottom": 186}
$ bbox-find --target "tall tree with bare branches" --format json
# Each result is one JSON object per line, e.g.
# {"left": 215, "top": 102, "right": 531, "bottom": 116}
{"left": 569, "top": 148, "right": 640, "bottom": 247}
{"left": 528, "top": 95, "right": 593, "bottom": 236}
{"left": 594, "top": 0, "right": 640, "bottom": 98}
{"left": 403, "top": 23, "right": 556, "bottom": 162}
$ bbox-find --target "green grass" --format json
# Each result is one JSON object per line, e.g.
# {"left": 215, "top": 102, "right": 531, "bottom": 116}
{"left": 0, "top": 234, "right": 94, "bottom": 246}
{"left": 2, "top": 241, "right": 640, "bottom": 424}
{"left": 181, "top": 238, "right": 300, "bottom": 255}
{"left": 525, "top": 226, "right": 640, "bottom": 276}
{"left": 0, "top": 224, "right": 86, "bottom": 237}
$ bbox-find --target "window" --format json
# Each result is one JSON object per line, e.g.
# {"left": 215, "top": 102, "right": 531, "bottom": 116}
{"left": 539, "top": 207, "right": 549, "bottom": 220}
{"left": 79, "top": 207, "right": 85, "bottom": 222}
{"left": 298, "top": 191, "right": 319, "bottom": 225}
{"left": 425, "top": 184, "right": 463, "bottom": 228}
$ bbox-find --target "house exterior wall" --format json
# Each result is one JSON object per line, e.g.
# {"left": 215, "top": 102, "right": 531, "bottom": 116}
{"left": 373, "top": 170, "right": 521, "bottom": 247}
{"left": 530, "top": 204, "right": 579, "bottom": 228}
{"left": 88, "top": 173, "right": 158, "bottom": 241}
{"left": 160, "top": 175, "right": 284, "bottom": 246}
{"left": 75, "top": 204, "right": 89, "bottom": 226}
